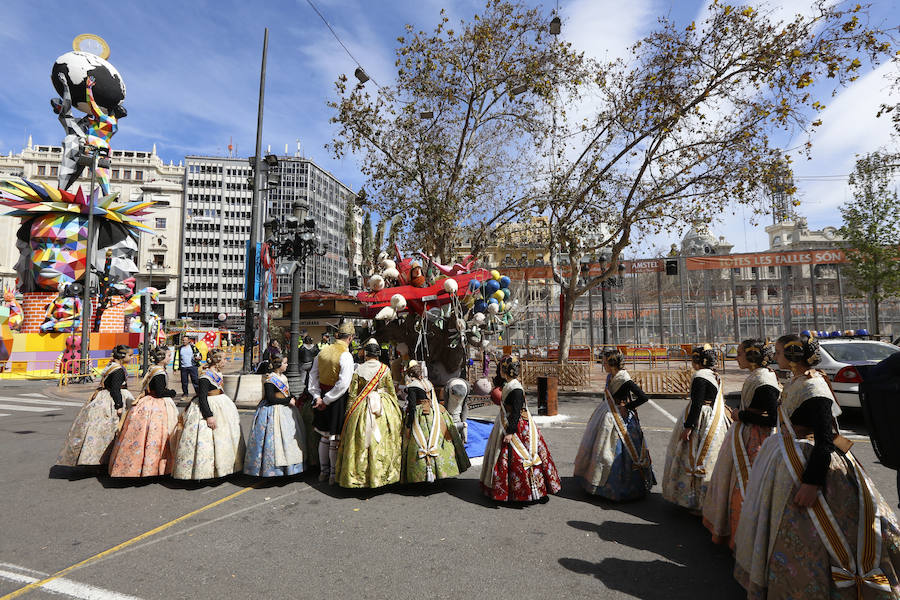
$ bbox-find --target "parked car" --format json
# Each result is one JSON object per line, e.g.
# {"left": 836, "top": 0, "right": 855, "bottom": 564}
{"left": 775, "top": 339, "right": 900, "bottom": 408}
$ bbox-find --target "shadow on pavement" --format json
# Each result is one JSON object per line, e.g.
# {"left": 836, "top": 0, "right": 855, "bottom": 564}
{"left": 48, "top": 464, "right": 105, "bottom": 481}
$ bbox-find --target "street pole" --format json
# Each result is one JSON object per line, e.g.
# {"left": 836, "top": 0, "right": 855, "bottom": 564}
{"left": 286, "top": 201, "right": 306, "bottom": 394}
{"left": 836, "top": 263, "right": 846, "bottom": 330}
{"left": 810, "top": 264, "right": 820, "bottom": 331}
{"left": 79, "top": 150, "right": 98, "bottom": 377}
{"left": 755, "top": 267, "right": 764, "bottom": 339}
{"left": 730, "top": 267, "right": 740, "bottom": 342}
{"left": 601, "top": 283, "right": 608, "bottom": 346}
{"left": 656, "top": 267, "right": 664, "bottom": 345}
{"left": 587, "top": 280, "right": 594, "bottom": 349}
{"left": 678, "top": 255, "right": 687, "bottom": 344}
{"left": 243, "top": 27, "right": 268, "bottom": 373}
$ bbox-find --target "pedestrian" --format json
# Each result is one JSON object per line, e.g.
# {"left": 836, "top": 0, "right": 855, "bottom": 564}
{"left": 308, "top": 321, "right": 355, "bottom": 484}
{"left": 661, "top": 345, "right": 730, "bottom": 512}
{"left": 175, "top": 333, "right": 200, "bottom": 398}
{"left": 479, "top": 355, "right": 561, "bottom": 502}
{"left": 243, "top": 355, "right": 306, "bottom": 477}
{"left": 318, "top": 332, "right": 331, "bottom": 351}
{"left": 702, "top": 338, "right": 780, "bottom": 547}
{"left": 734, "top": 334, "right": 900, "bottom": 598}
{"left": 572, "top": 349, "right": 655, "bottom": 501}
{"left": 57, "top": 344, "right": 134, "bottom": 467}
{"left": 108, "top": 346, "right": 179, "bottom": 477}
{"left": 298, "top": 335, "right": 318, "bottom": 391}
{"left": 297, "top": 335, "right": 321, "bottom": 468}
{"left": 334, "top": 338, "right": 403, "bottom": 488}
{"left": 400, "top": 360, "right": 470, "bottom": 484}
{"left": 171, "top": 348, "right": 244, "bottom": 480}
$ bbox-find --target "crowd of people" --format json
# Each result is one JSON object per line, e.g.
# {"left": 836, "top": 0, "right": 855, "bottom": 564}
{"left": 53, "top": 327, "right": 900, "bottom": 597}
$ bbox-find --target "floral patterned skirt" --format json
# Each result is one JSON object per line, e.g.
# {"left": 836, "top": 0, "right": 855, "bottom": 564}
{"left": 57, "top": 389, "right": 135, "bottom": 466}
{"left": 734, "top": 437, "right": 900, "bottom": 599}
{"left": 171, "top": 395, "right": 244, "bottom": 480}
{"left": 108, "top": 396, "right": 179, "bottom": 477}
{"left": 401, "top": 403, "right": 470, "bottom": 484}
{"left": 661, "top": 403, "right": 730, "bottom": 511}
{"left": 334, "top": 395, "right": 403, "bottom": 489}
{"left": 480, "top": 416, "right": 562, "bottom": 502}
{"left": 702, "top": 422, "right": 773, "bottom": 546}
{"left": 243, "top": 403, "right": 305, "bottom": 477}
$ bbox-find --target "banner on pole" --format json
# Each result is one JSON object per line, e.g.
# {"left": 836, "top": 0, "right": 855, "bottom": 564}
{"left": 686, "top": 249, "right": 848, "bottom": 271}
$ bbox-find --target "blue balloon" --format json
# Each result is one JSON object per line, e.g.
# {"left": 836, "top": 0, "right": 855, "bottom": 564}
{"left": 474, "top": 300, "right": 486, "bottom": 313}
{"left": 489, "top": 297, "right": 500, "bottom": 305}
{"left": 468, "top": 279, "right": 481, "bottom": 292}
{"left": 499, "top": 276, "right": 511, "bottom": 289}
{"left": 485, "top": 279, "right": 500, "bottom": 295}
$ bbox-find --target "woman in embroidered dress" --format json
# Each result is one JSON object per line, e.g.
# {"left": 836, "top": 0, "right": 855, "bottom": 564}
{"left": 702, "top": 339, "right": 780, "bottom": 547}
{"left": 108, "top": 347, "right": 179, "bottom": 477}
{"left": 734, "top": 334, "right": 900, "bottom": 599}
{"left": 400, "top": 361, "right": 470, "bottom": 484}
{"left": 334, "top": 339, "right": 403, "bottom": 488}
{"left": 171, "top": 349, "right": 244, "bottom": 480}
{"left": 243, "top": 355, "right": 306, "bottom": 477}
{"left": 573, "top": 349, "right": 655, "bottom": 500}
{"left": 480, "top": 355, "right": 561, "bottom": 502}
{"left": 57, "top": 345, "right": 134, "bottom": 467}
{"left": 662, "top": 345, "right": 731, "bottom": 512}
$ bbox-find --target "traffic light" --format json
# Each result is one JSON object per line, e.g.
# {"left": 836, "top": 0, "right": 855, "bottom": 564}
{"left": 665, "top": 259, "right": 678, "bottom": 275}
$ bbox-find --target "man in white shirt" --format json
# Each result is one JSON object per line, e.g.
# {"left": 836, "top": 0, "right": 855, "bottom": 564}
{"left": 308, "top": 321, "right": 355, "bottom": 484}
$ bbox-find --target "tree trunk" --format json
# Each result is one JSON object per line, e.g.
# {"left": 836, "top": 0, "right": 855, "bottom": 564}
{"left": 873, "top": 297, "right": 880, "bottom": 335}
{"left": 557, "top": 286, "right": 577, "bottom": 365}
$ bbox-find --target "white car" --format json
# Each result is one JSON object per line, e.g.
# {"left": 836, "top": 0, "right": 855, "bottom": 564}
{"left": 810, "top": 339, "right": 900, "bottom": 408}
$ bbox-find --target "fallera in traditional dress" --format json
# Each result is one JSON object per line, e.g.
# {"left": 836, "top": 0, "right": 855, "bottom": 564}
{"left": 108, "top": 365, "right": 179, "bottom": 477}
{"left": 57, "top": 362, "right": 135, "bottom": 466}
{"left": 480, "top": 379, "right": 562, "bottom": 502}
{"left": 573, "top": 370, "right": 655, "bottom": 500}
{"left": 334, "top": 359, "right": 403, "bottom": 488}
{"left": 734, "top": 370, "right": 900, "bottom": 600}
{"left": 702, "top": 367, "right": 779, "bottom": 547}
{"left": 662, "top": 368, "right": 731, "bottom": 511}
{"left": 171, "top": 368, "right": 245, "bottom": 480}
{"left": 400, "top": 377, "right": 470, "bottom": 484}
{"left": 243, "top": 372, "right": 305, "bottom": 477}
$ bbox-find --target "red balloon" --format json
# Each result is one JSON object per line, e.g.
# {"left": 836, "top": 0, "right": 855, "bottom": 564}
{"left": 490, "top": 386, "right": 502, "bottom": 405}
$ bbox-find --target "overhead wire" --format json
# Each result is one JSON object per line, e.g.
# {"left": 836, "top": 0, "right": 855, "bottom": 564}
{"left": 304, "top": 0, "right": 380, "bottom": 88}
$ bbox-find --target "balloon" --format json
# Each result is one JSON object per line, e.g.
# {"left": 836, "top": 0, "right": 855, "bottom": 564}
{"left": 499, "top": 275, "right": 511, "bottom": 289}
{"left": 488, "top": 303, "right": 499, "bottom": 315}
{"left": 491, "top": 290, "right": 504, "bottom": 301}
{"left": 383, "top": 267, "right": 400, "bottom": 280}
{"left": 484, "top": 280, "right": 500, "bottom": 295}
{"left": 468, "top": 279, "right": 481, "bottom": 292}
{"left": 490, "top": 270, "right": 501, "bottom": 281}
{"left": 500, "top": 301, "right": 507, "bottom": 312}
{"left": 443, "top": 278, "right": 459, "bottom": 294}
{"left": 488, "top": 297, "right": 499, "bottom": 305}
{"left": 473, "top": 378, "right": 492, "bottom": 396}
{"left": 368, "top": 274, "right": 385, "bottom": 291}
{"left": 381, "top": 258, "right": 396, "bottom": 270}
{"left": 375, "top": 306, "right": 397, "bottom": 320}
{"left": 390, "top": 294, "right": 407, "bottom": 310}
{"left": 473, "top": 312, "right": 486, "bottom": 325}
{"left": 501, "top": 288, "right": 510, "bottom": 300}
{"left": 464, "top": 295, "right": 475, "bottom": 307}
{"left": 474, "top": 300, "right": 486, "bottom": 313}
{"left": 490, "top": 386, "right": 502, "bottom": 405}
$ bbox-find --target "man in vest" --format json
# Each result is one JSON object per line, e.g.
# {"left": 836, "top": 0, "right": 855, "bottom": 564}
{"left": 308, "top": 321, "right": 355, "bottom": 484}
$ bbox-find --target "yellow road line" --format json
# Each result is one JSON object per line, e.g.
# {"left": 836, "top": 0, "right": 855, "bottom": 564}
{"left": 0, "top": 485, "right": 257, "bottom": 599}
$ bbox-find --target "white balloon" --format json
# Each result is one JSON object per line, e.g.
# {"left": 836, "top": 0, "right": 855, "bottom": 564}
{"left": 383, "top": 267, "right": 400, "bottom": 280}
{"left": 473, "top": 312, "right": 486, "bottom": 325}
{"left": 377, "top": 251, "right": 389, "bottom": 263}
{"left": 381, "top": 258, "right": 396, "bottom": 270}
{"left": 443, "top": 278, "right": 459, "bottom": 294}
{"left": 488, "top": 303, "right": 500, "bottom": 315}
{"left": 390, "top": 293, "right": 407, "bottom": 310}
{"left": 368, "top": 274, "right": 385, "bottom": 291}
{"left": 375, "top": 306, "right": 396, "bottom": 321}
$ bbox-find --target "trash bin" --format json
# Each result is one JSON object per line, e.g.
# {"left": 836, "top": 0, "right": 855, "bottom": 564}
{"left": 537, "top": 375, "right": 558, "bottom": 416}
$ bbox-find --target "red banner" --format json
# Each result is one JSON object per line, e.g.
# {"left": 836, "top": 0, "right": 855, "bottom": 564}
{"left": 685, "top": 249, "right": 848, "bottom": 271}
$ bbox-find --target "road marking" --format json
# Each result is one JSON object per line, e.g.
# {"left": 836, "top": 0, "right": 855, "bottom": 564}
{"left": 0, "top": 564, "right": 141, "bottom": 600}
{"left": 469, "top": 456, "right": 483, "bottom": 467}
{"left": 0, "top": 485, "right": 258, "bottom": 600}
{"left": 0, "top": 404, "right": 54, "bottom": 413}
{"left": 648, "top": 399, "right": 678, "bottom": 424}
{"left": 1, "top": 398, "right": 84, "bottom": 408}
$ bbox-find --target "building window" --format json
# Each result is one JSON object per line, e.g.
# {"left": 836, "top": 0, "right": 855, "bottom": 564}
{"left": 155, "top": 218, "right": 166, "bottom": 229}
{"left": 153, "top": 254, "right": 165, "bottom": 267}
{"left": 123, "top": 169, "right": 131, "bottom": 179}
{"left": 135, "top": 170, "right": 143, "bottom": 180}
{"left": 50, "top": 166, "right": 58, "bottom": 176}
{"left": 112, "top": 169, "right": 119, "bottom": 179}
{"left": 37, "top": 165, "right": 46, "bottom": 176}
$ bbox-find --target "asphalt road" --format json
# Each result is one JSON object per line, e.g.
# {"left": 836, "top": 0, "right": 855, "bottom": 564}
{"left": 0, "top": 385, "right": 896, "bottom": 600}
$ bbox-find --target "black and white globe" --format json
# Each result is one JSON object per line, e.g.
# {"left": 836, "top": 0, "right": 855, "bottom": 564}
{"left": 51, "top": 51, "right": 126, "bottom": 115}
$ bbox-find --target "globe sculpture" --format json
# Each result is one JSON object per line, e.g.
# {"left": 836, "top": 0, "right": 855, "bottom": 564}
{"left": 51, "top": 51, "right": 125, "bottom": 115}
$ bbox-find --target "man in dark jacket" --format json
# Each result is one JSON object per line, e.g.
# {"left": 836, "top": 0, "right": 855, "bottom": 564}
{"left": 861, "top": 351, "right": 900, "bottom": 505}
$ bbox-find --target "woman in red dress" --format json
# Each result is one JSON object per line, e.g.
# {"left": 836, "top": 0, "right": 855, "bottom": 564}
{"left": 479, "top": 355, "right": 561, "bottom": 502}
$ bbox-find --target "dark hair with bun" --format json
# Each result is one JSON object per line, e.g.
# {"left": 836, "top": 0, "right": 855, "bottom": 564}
{"left": 151, "top": 346, "right": 169, "bottom": 365}
{"left": 112, "top": 345, "right": 130, "bottom": 361}
{"left": 405, "top": 361, "right": 423, "bottom": 380}
{"left": 691, "top": 345, "right": 717, "bottom": 369}
{"left": 206, "top": 348, "right": 224, "bottom": 367}
{"left": 500, "top": 355, "right": 520, "bottom": 379}
{"left": 740, "top": 338, "right": 773, "bottom": 367}
{"left": 777, "top": 333, "right": 820, "bottom": 367}
{"left": 603, "top": 349, "right": 624, "bottom": 369}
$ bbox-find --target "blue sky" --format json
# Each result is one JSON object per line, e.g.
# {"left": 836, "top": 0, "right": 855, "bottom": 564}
{"left": 1, "top": 0, "right": 897, "bottom": 254}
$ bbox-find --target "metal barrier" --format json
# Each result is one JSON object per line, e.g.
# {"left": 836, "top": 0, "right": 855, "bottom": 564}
{"left": 58, "top": 355, "right": 141, "bottom": 386}
{"left": 0, "top": 359, "right": 63, "bottom": 381}
{"left": 521, "top": 360, "right": 593, "bottom": 389}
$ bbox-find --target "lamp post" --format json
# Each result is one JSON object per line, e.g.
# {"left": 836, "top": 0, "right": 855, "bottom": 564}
{"left": 77, "top": 146, "right": 104, "bottom": 379}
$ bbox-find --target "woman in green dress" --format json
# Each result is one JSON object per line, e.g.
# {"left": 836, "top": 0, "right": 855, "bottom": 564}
{"left": 400, "top": 361, "right": 470, "bottom": 483}
{"left": 334, "top": 339, "right": 403, "bottom": 488}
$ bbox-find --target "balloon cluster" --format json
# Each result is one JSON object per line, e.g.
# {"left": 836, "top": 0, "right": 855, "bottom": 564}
{"left": 461, "top": 270, "right": 517, "bottom": 346}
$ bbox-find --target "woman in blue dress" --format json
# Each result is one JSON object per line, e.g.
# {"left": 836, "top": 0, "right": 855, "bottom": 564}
{"left": 243, "top": 355, "right": 306, "bottom": 477}
{"left": 573, "top": 349, "right": 655, "bottom": 500}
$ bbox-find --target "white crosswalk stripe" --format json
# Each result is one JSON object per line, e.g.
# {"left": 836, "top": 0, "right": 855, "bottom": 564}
{"left": 0, "top": 395, "right": 80, "bottom": 417}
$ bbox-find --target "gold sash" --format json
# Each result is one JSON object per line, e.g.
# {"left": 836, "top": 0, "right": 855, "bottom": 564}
{"left": 683, "top": 382, "right": 725, "bottom": 479}
{"left": 604, "top": 386, "right": 651, "bottom": 471}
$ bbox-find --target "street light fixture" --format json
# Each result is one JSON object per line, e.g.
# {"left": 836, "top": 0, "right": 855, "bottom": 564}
{"left": 354, "top": 67, "right": 369, "bottom": 84}
{"left": 549, "top": 16, "right": 561, "bottom": 35}
{"left": 264, "top": 154, "right": 279, "bottom": 168}
{"left": 510, "top": 83, "right": 528, "bottom": 96}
